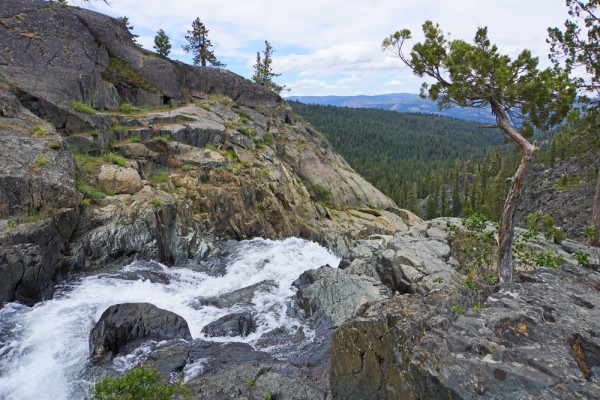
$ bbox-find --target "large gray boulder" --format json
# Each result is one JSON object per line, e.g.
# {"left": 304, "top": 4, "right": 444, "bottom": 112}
{"left": 293, "top": 265, "right": 391, "bottom": 328}
{"left": 89, "top": 303, "right": 192, "bottom": 358}
{"left": 184, "top": 339, "right": 330, "bottom": 398}
{"left": 201, "top": 312, "right": 257, "bottom": 338}
{"left": 341, "top": 218, "right": 465, "bottom": 294}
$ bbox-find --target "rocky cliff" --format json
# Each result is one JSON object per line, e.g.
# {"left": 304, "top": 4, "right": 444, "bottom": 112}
{"left": 329, "top": 218, "right": 600, "bottom": 399}
{"left": 0, "top": 0, "right": 419, "bottom": 306}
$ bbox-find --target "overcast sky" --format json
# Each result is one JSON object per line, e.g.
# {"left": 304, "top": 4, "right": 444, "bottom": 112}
{"left": 78, "top": 0, "right": 570, "bottom": 97}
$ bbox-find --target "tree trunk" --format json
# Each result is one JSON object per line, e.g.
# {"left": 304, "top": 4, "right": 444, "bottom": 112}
{"left": 491, "top": 100, "right": 536, "bottom": 284}
{"left": 592, "top": 165, "right": 600, "bottom": 247}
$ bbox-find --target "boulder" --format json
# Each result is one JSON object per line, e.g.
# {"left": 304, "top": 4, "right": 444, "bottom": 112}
{"left": 89, "top": 303, "right": 192, "bottom": 358}
{"left": 186, "top": 363, "right": 328, "bottom": 400}
{"left": 330, "top": 263, "right": 600, "bottom": 399}
{"left": 97, "top": 164, "right": 143, "bottom": 195}
{"left": 190, "top": 280, "right": 278, "bottom": 309}
{"left": 341, "top": 218, "right": 464, "bottom": 294}
{"left": 293, "top": 265, "right": 391, "bottom": 328}
{"left": 201, "top": 312, "right": 256, "bottom": 338}
{"left": 186, "top": 339, "right": 276, "bottom": 375}
{"left": 147, "top": 340, "right": 189, "bottom": 380}
{"left": 185, "top": 339, "right": 328, "bottom": 400}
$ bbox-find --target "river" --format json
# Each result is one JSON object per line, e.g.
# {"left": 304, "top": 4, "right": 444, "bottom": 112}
{"left": 0, "top": 237, "right": 339, "bottom": 400}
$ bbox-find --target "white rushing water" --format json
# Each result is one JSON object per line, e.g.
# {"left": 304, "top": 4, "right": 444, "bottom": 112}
{"left": 0, "top": 237, "right": 339, "bottom": 400}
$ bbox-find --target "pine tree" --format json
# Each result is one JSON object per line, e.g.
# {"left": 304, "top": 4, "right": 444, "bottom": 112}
{"left": 182, "top": 18, "right": 225, "bottom": 67}
{"left": 153, "top": 29, "right": 171, "bottom": 59}
{"left": 384, "top": 21, "right": 575, "bottom": 284}
{"left": 252, "top": 41, "right": 285, "bottom": 94}
{"left": 405, "top": 183, "right": 418, "bottom": 212}
{"left": 451, "top": 160, "right": 463, "bottom": 216}
{"left": 118, "top": 17, "right": 142, "bottom": 48}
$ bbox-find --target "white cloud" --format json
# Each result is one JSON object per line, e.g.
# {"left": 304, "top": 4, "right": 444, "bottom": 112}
{"left": 385, "top": 80, "right": 404, "bottom": 86}
{"left": 79, "top": 0, "right": 570, "bottom": 96}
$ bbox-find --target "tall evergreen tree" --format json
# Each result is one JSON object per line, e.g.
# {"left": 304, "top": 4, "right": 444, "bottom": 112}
{"left": 183, "top": 18, "right": 225, "bottom": 67}
{"left": 153, "top": 29, "right": 171, "bottom": 59}
{"left": 384, "top": 22, "right": 575, "bottom": 283}
{"left": 405, "top": 183, "right": 418, "bottom": 212}
{"left": 451, "top": 160, "right": 463, "bottom": 216}
{"left": 252, "top": 41, "right": 285, "bottom": 94}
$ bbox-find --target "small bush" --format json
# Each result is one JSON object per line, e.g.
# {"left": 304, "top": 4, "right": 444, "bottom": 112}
{"left": 70, "top": 101, "right": 97, "bottom": 115}
{"left": 34, "top": 153, "right": 47, "bottom": 166}
{"left": 118, "top": 103, "right": 133, "bottom": 114}
{"left": 149, "top": 197, "right": 163, "bottom": 208}
{"left": 574, "top": 250, "right": 590, "bottom": 266}
{"left": 31, "top": 124, "right": 49, "bottom": 137}
{"left": 85, "top": 365, "right": 190, "bottom": 400}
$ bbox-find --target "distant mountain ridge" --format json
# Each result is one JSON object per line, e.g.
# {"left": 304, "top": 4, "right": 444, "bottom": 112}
{"left": 286, "top": 93, "right": 495, "bottom": 124}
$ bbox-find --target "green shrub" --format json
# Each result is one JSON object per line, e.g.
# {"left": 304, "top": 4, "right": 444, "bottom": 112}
{"left": 85, "top": 365, "right": 190, "bottom": 400}
{"left": 70, "top": 101, "right": 97, "bottom": 115}
{"left": 574, "top": 250, "right": 590, "bottom": 266}
{"left": 452, "top": 304, "right": 465, "bottom": 314}
{"left": 31, "top": 124, "right": 49, "bottom": 137}
{"left": 581, "top": 225, "right": 599, "bottom": 242}
{"left": 118, "top": 103, "right": 133, "bottom": 114}
{"left": 5, "top": 219, "right": 17, "bottom": 230}
{"left": 34, "top": 153, "right": 47, "bottom": 166}
{"left": 149, "top": 197, "right": 163, "bottom": 208}
{"left": 76, "top": 180, "right": 105, "bottom": 202}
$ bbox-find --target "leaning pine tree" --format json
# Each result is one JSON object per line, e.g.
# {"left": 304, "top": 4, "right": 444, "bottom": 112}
{"left": 383, "top": 22, "right": 575, "bottom": 284}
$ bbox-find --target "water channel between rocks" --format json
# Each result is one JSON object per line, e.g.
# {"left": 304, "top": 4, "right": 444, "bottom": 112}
{"left": 0, "top": 237, "right": 340, "bottom": 400}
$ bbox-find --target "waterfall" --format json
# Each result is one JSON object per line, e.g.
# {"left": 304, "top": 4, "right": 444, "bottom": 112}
{"left": 0, "top": 237, "right": 339, "bottom": 400}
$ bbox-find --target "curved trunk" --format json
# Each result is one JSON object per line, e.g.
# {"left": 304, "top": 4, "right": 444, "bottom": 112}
{"left": 491, "top": 100, "right": 536, "bottom": 285}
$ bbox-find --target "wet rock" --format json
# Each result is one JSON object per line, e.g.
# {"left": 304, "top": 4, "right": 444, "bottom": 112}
{"left": 330, "top": 263, "right": 600, "bottom": 399}
{"left": 147, "top": 340, "right": 189, "bottom": 380}
{"left": 0, "top": 209, "right": 78, "bottom": 305}
{"left": 187, "top": 339, "right": 276, "bottom": 375}
{"left": 185, "top": 339, "right": 328, "bottom": 399}
{"left": 186, "top": 363, "right": 328, "bottom": 400}
{"left": 293, "top": 265, "right": 391, "bottom": 328}
{"left": 201, "top": 312, "right": 256, "bottom": 338}
{"left": 190, "top": 280, "right": 278, "bottom": 309}
{"left": 89, "top": 303, "right": 192, "bottom": 358}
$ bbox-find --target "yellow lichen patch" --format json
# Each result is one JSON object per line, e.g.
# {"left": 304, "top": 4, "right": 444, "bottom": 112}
{"left": 572, "top": 336, "right": 590, "bottom": 380}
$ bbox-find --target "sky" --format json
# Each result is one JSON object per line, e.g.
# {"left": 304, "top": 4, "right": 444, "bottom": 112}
{"left": 77, "top": 0, "right": 571, "bottom": 97}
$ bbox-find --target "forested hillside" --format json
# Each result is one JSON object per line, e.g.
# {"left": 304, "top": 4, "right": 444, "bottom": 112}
{"left": 289, "top": 101, "right": 519, "bottom": 218}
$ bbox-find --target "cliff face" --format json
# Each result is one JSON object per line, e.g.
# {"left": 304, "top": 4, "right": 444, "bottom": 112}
{"left": 0, "top": 0, "right": 418, "bottom": 305}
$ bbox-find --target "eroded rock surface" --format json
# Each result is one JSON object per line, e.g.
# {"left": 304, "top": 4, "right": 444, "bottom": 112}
{"left": 331, "top": 246, "right": 600, "bottom": 399}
